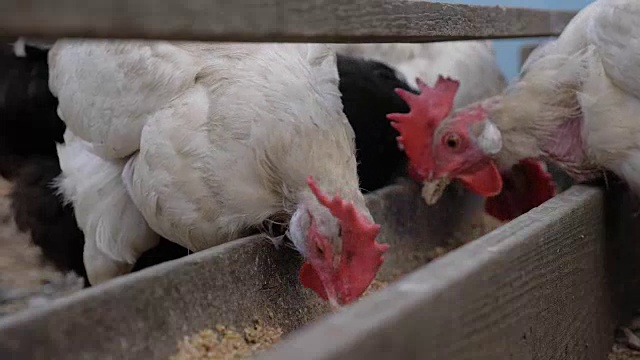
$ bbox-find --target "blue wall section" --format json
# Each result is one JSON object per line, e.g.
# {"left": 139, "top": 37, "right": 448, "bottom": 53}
{"left": 428, "top": 0, "right": 594, "bottom": 80}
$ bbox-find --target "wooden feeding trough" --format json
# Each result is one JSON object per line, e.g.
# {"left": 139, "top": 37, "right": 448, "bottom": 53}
{"left": 0, "top": 181, "right": 488, "bottom": 359}
{"left": 1, "top": 1, "right": 639, "bottom": 360}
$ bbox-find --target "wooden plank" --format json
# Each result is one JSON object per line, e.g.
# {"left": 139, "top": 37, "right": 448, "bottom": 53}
{"left": 0, "top": 181, "right": 483, "bottom": 359}
{"left": 0, "top": 1, "right": 576, "bottom": 42}
{"left": 258, "top": 185, "right": 640, "bottom": 360}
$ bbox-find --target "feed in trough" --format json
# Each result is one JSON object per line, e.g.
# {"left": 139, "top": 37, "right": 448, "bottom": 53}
{"left": 170, "top": 319, "right": 282, "bottom": 360}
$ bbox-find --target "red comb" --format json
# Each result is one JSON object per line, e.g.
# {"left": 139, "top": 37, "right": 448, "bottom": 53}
{"left": 387, "top": 76, "right": 460, "bottom": 181}
{"left": 306, "top": 176, "right": 389, "bottom": 304}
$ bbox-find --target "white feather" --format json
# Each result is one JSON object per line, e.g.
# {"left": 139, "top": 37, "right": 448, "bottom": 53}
{"left": 477, "top": 120, "right": 502, "bottom": 155}
{"left": 52, "top": 41, "right": 367, "bottom": 282}
{"left": 124, "top": 42, "right": 362, "bottom": 251}
{"left": 587, "top": 0, "right": 640, "bottom": 99}
{"left": 12, "top": 37, "right": 26, "bottom": 57}
{"left": 580, "top": 0, "right": 640, "bottom": 174}
{"left": 55, "top": 130, "right": 160, "bottom": 284}
{"left": 48, "top": 39, "right": 202, "bottom": 159}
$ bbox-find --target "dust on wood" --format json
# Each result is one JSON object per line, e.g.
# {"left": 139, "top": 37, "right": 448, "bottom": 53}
{"left": 170, "top": 319, "right": 283, "bottom": 360}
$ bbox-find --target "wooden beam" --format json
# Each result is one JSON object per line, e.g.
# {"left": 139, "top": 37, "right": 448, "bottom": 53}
{"left": 258, "top": 185, "right": 640, "bottom": 360}
{"left": 0, "top": 1, "right": 576, "bottom": 42}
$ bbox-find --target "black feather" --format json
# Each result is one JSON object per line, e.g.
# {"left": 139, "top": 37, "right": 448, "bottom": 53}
{"left": 337, "top": 54, "right": 416, "bottom": 192}
{"left": 0, "top": 44, "right": 64, "bottom": 180}
{"left": 10, "top": 157, "right": 87, "bottom": 282}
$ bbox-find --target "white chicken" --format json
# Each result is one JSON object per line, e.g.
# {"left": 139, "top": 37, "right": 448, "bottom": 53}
{"left": 390, "top": 0, "right": 640, "bottom": 210}
{"left": 49, "top": 40, "right": 388, "bottom": 306}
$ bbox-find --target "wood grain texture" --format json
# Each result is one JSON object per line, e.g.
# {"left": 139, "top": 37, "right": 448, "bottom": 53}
{"left": 0, "top": 0, "right": 575, "bottom": 42}
{"left": 0, "top": 181, "right": 483, "bottom": 360}
{"left": 258, "top": 185, "right": 640, "bottom": 360}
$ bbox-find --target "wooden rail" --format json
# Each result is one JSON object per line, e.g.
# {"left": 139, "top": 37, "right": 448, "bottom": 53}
{"left": 0, "top": 0, "right": 575, "bottom": 42}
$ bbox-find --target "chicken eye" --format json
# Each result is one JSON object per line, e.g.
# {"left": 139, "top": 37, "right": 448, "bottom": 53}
{"left": 444, "top": 134, "right": 461, "bottom": 149}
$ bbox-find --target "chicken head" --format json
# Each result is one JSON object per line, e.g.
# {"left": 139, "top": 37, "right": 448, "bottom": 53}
{"left": 387, "top": 75, "right": 556, "bottom": 221}
{"left": 386, "top": 76, "right": 503, "bottom": 199}
{"left": 297, "top": 176, "right": 388, "bottom": 308}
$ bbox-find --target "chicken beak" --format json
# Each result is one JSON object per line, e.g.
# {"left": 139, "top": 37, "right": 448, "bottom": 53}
{"left": 327, "top": 297, "right": 342, "bottom": 312}
{"left": 421, "top": 177, "right": 451, "bottom": 205}
{"left": 322, "top": 280, "right": 343, "bottom": 312}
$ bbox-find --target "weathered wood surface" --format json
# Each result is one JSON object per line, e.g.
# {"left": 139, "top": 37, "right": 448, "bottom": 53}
{"left": 0, "top": 181, "right": 483, "bottom": 360}
{"left": 0, "top": 1, "right": 575, "bottom": 42}
{"left": 258, "top": 185, "right": 640, "bottom": 360}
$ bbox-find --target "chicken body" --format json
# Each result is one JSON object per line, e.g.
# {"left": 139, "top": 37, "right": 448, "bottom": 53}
{"left": 521, "top": 0, "right": 640, "bottom": 194}
{"left": 50, "top": 41, "right": 383, "bottom": 304}
{"left": 495, "top": 0, "right": 640, "bottom": 191}
{"left": 408, "top": 0, "right": 640, "bottom": 208}
{"left": 0, "top": 41, "right": 191, "bottom": 281}
{"left": 486, "top": 0, "right": 622, "bottom": 179}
